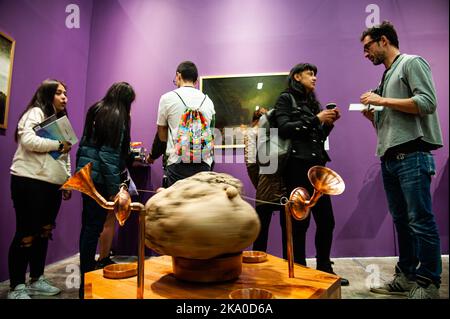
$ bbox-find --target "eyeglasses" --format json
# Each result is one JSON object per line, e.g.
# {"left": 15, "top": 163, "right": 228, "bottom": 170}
{"left": 363, "top": 39, "right": 379, "bottom": 52}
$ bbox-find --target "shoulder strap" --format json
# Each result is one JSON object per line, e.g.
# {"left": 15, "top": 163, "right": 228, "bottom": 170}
{"left": 198, "top": 94, "right": 207, "bottom": 109}
{"left": 288, "top": 93, "right": 297, "bottom": 109}
{"left": 379, "top": 54, "right": 407, "bottom": 96}
{"left": 173, "top": 91, "right": 208, "bottom": 110}
{"left": 173, "top": 91, "right": 187, "bottom": 107}
{"left": 279, "top": 92, "right": 297, "bottom": 109}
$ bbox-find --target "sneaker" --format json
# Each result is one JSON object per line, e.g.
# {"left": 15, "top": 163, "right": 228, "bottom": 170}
{"left": 7, "top": 284, "right": 31, "bottom": 299}
{"left": 408, "top": 275, "right": 440, "bottom": 299}
{"left": 317, "top": 261, "right": 350, "bottom": 286}
{"left": 95, "top": 256, "right": 116, "bottom": 269}
{"left": 408, "top": 283, "right": 440, "bottom": 299}
{"left": 27, "top": 275, "right": 61, "bottom": 296}
{"left": 370, "top": 266, "right": 415, "bottom": 296}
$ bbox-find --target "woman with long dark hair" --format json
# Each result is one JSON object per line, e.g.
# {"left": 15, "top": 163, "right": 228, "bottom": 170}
{"left": 274, "top": 63, "right": 349, "bottom": 285}
{"left": 76, "top": 82, "right": 135, "bottom": 298}
{"left": 8, "top": 79, "right": 72, "bottom": 299}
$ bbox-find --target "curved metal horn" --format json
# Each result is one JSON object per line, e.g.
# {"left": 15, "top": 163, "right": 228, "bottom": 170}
{"left": 308, "top": 166, "right": 345, "bottom": 196}
{"left": 286, "top": 166, "right": 346, "bottom": 222}
{"left": 285, "top": 165, "right": 345, "bottom": 278}
{"left": 114, "top": 184, "right": 132, "bottom": 226}
{"left": 61, "top": 163, "right": 113, "bottom": 210}
{"left": 62, "top": 163, "right": 146, "bottom": 299}
{"left": 288, "top": 187, "right": 311, "bottom": 221}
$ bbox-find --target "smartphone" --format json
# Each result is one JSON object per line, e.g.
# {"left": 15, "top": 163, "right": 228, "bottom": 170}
{"left": 326, "top": 103, "right": 337, "bottom": 110}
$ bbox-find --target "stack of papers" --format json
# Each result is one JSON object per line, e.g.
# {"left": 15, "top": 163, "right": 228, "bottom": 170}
{"left": 349, "top": 104, "right": 384, "bottom": 111}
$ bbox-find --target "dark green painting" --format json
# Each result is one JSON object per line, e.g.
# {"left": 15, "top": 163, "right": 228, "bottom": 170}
{"left": 201, "top": 73, "right": 288, "bottom": 128}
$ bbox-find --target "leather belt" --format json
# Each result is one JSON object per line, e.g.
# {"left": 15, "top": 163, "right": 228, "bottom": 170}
{"left": 381, "top": 150, "right": 429, "bottom": 161}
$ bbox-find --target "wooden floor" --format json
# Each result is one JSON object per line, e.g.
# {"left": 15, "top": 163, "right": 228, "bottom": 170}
{"left": 84, "top": 254, "right": 340, "bottom": 299}
{"left": 1, "top": 255, "right": 448, "bottom": 299}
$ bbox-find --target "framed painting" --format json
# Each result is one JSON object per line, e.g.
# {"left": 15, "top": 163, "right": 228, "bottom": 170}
{"left": 0, "top": 31, "right": 16, "bottom": 129}
{"left": 200, "top": 72, "right": 288, "bottom": 148}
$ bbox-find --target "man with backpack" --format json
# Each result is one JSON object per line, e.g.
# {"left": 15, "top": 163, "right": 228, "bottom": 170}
{"left": 156, "top": 61, "right": 216, "bottom": 186}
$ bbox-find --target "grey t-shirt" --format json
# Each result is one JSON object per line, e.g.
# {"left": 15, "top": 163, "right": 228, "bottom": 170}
{"left": 374, "top": 54, "right": 443, "bottom": 157}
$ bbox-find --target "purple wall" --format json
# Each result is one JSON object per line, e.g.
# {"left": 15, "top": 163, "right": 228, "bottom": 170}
{"left": 85, "top": 0, "right": 448, "bottom": 260}
{"left": 0, "top": 0, "right": 93, "bottom": 281}
{"left": 0, "top": 0, "right": 448, "bottom": 281}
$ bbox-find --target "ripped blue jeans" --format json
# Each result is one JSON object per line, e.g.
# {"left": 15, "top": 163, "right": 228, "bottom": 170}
{"left": 381, "top": 151, "right": 442, "bottom": 286}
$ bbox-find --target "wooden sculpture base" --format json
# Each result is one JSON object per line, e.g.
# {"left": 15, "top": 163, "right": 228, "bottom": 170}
{"left": 84, "top": 254, "right": 341, "bottom": 299}
{"left": 172, "top": 253, "right": 242, "bottom": 283}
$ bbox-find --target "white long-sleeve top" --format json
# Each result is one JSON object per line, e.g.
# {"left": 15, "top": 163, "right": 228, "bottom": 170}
{"left": 10, "top": 107, "right": 71, "bottom": 185}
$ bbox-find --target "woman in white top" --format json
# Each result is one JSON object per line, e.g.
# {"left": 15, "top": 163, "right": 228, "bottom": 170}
{"left": 8, "top": 79, "right": 72, "bottom": 299}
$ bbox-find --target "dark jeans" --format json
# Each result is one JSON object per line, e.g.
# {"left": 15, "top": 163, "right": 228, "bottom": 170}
{"left": 79, "top": 184, "right": 108, "bottom": 298}
{"left": 381, "top": 151, "right": 441, "bottom": 285}
{"left": 253, "top": 204, "right": 281, "bottom": 252}
{"left": 8, "top": 175, "right": 62, "bottom": 288}
{"left": 281, "top": 158, "right": 335, "bottom": 266}
{"left": 165, "top": 162, "right": 211, "bottom": 187}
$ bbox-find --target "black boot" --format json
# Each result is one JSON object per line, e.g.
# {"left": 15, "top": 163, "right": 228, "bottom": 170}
{"left": 316, "top": 260, "right": 349, "bottom": 286}
{"left": 95, "top": 256, "right": 116, "bottom": 269}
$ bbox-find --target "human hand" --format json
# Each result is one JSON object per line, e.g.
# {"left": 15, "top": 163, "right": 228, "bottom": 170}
{"left": 62, "top": 190, "right": 72, "bottom": 200}
{"left": 332, "top": 107, "right": 341, "bottom": 122}
{"left": 60, "top": 141, "right": 72, "bottom": 154}
{"left": 361, "top": 108, "right": 375, "bottom": 122}
{"left": 360, "top": 91, "right": 383, "bottom": 106}
{"left": 317, "top": 109, "right": 337, "bottom": 125}
{"left": 146, "top": 154, "right": 155, "bottom": 164}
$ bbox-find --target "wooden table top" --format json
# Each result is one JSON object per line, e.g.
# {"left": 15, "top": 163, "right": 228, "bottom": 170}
{"left": 85, "top": 253, "right": 341, "bottom": 299}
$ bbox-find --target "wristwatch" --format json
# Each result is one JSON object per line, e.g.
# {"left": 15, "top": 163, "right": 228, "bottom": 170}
{"left": 58, "top": 141, "right": 64, "bottom": 152}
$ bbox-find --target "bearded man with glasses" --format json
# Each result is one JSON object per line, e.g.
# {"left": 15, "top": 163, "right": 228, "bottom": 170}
{"left": 359, "top": 21, "right": 444, "bottom": 299}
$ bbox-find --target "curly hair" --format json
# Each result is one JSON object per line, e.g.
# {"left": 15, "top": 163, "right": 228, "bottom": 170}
{"left": 360, "top": 20, "right": 399, "bottom": 49}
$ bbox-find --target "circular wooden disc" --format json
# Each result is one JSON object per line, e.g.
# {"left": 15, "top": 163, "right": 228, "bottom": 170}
{"left": 229, "top": 288, "right": 275, "bottom": 299}
{"left": 242, "top": 250, "right": 267, "bottom": 263}
{"left": 103, "top": 263, "right": 137, "bottom": 279}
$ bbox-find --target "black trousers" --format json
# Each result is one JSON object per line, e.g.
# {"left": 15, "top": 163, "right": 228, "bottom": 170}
{"left": 79, "top": 184, "right": 109, "bottom": 299}
{"left": 165, "top": 162, "right": 211, "bottom": 187}
{"left": 8, "top": 175, "right": 62, "bottom": 288}
{"left": 281, "top": 158, "right": 335, "bottom": 266}
{"left": 253, "top": 204, "right": 281, "bottom": 252}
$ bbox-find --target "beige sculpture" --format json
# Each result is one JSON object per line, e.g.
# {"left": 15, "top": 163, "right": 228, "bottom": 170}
{"left": 144, "top": 171, "right": 261, "bottom": 260}
{"left": 63, "top": 163, "right": 345, "bottom": 294}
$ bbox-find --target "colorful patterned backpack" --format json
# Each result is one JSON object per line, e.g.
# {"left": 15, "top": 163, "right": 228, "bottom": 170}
{"left": 173, "top": 91, "right": 214, "bottom": 163}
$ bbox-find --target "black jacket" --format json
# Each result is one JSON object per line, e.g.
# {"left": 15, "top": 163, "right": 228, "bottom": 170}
{"left": 274, "top": 89, "right": 333, "bottom": 163}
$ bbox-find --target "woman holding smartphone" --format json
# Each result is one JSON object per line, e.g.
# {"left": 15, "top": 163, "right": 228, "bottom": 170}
{"left": 274, "top": 63, "right": 348, "bottom": 286}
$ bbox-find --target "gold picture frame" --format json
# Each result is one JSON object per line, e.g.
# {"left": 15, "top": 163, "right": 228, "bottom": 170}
{"left": 200, "top": 72, "right": 288, "bottom": 148}
{"left": 0, "top": 31, "right": 16, "bottom": 129}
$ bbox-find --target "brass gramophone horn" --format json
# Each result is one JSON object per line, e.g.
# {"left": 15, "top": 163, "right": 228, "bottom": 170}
{"left": 308, "top": 165, "right": 345, "bottom": 196}
{"left": 61, "top": 162, "right": 112, "bottom": 209}
{"left": 287, "top": 187, "right": 311, "bottom": 221}
{"left": 287, "top": 166, "right": 345, "bottom": 221}
{"left": 285, "top": 165, "right": 345, "bottom": 278}
{"left": 61, "top": 163, "right": 133, "bottom": 225}
{"left": 61, "top": 163, "right": 145, "bottom": 298}
{"left": 114, "top": 185, "right": 132, "bottom": 226}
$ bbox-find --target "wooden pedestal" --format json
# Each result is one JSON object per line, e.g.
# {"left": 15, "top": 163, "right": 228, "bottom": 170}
{"left": 84, "top": 253, "right": 341, "bottom": 299}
